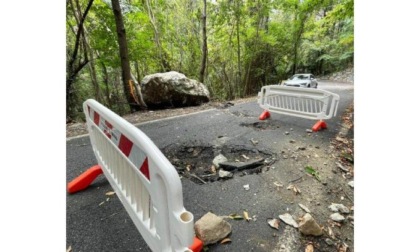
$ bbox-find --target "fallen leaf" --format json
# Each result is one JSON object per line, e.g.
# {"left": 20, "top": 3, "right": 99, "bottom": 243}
{"left": 66, "top": 246, "right": 72, "bottom": 252}
{"left": 274, "top": 181, "right": 283, "bottom": 188}
{"left": 328, "top": 227, "right": 335, "bottom": 239}
{"left": 305, "top": 243, "right": 314, "bottom": 252}
{"left": 229, "top": 213, "right": 244, "bottom": 220}
{"left": 243, "top": 211, "right": 251, "bottom": 221}
{"left": 220, "top": 238, "right": 231, "bottom": 244}
{"left": 186, "top": 164, "right": 192, "bottom": 172}
{"left": 210, "top": 165, "right": 217, "bottom": 174}
{"left": 267, "top": 218, "right": 280, "bottom": 230}
{"left": 105, "top": 191, "right": 116, "bottom": 196}
{"left": 338, "top": 243, "right": 348, "bottom": 252}
{"left": 286, "top": 184, "right": 301, "bottom": 195}
{"left": 304, "top": 166, "right": 320, "bottom": 181}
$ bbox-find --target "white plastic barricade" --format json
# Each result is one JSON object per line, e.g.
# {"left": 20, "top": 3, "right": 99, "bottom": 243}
{"left": 257, "top": 85, "right": 339, "bottom": 131}
{"left": 67, "top": 99, "right": 202, "bottom": 252}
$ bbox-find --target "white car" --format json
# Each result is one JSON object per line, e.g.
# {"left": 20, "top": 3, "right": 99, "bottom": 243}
{"left": 283, "top": 73, "right": 318, "bottom": 88}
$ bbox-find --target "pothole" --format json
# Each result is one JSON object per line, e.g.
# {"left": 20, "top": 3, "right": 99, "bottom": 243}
{"left": 239, "top": 121, "right": 282, "bottom": 131}
{"left": 162, "top": 144, "right": 277, "bottom": 184}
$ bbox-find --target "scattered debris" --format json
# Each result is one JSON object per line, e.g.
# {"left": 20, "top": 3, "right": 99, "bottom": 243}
{"left": 218, "top": 169, "right": 233, "bottom": 178}
{"left": 213, "top": 154, "right": 228, "bottom": 168}
{"left": 105, "top": 191, "right": 116, "bottom": 196}
{"left": 325, "top": 238, "right": 334, "bottom": 246}
{"left": 330, "top": 213, "right": 346, "bottom": 222}
{"left": 338, "top": 243, "right": 349, "bottom": 252}
{"left": 250, "top": 139, "right": 259, "bottom": 145}
{"left": 348, "top": 181, "right": 354, "bottom": 188}
{"left": 220, "top": 238, "right": 232, "bottom": 244}
{"left": 279, "top": 213, "right": 299, "bottom": 228}
{"left": 306, "top": 129, "right": 313, "bottom": 133}
{"left": 298, "top": 213, "right": 323, "bottom": 236}
{"left": 287, "top": 184, "right": 301, "bottom": 195}
{"left": 210, "top": 165, "right": 217, "bottom": 174}
{"left": 336, "top": 162, "right": 349, "bottom": 172}
{"left": 298, "top": 204, "right": 311, "bottom": 213}
{"left": 243, "top": 184, "right": 250, "bottom": 191}
{"left": 194, "top": 212, "right": 232, "bottom": 245}
{"left": 274, "top": 181, "right": 283, "bottom": 190}
{"left": 228, "top": 213, "right": 244, "bottom": 220}
{"left": 219, "top": 158, "right": 265, "bottom": 171}
{"left": 305, "top": 243, "right": 314, "bottom": 252}
{"left": 335, "top": 136, "right": 349, "bottom": 144}
{"left": 243, "top": 211, "right": 251, "bottom": 222}
{"left": 267, "top": 218, "right": 281, "bottom": 230}
{"left": 285, "top": 131, "right": 290, "bottom": 135}
{"left": 328, "top": 203, "right": 350, "bottom": 214}
{"left": 66, "top": 246, "right": 72, "bottom": 252}
{"left": 304, "top": 166, "right": 320, "bottom": 181}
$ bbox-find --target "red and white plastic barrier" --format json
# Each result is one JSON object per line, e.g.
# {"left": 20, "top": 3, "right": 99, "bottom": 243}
{"left": 257, "top": 85, "right": 340, "bottom": 131}
{"left": 67, "top": 99, "right": 203, "bottom": 252}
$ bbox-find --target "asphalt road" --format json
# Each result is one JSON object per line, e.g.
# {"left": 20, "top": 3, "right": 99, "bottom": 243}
{"left": 66, "top": 81, "right": 354, "bottom": 252}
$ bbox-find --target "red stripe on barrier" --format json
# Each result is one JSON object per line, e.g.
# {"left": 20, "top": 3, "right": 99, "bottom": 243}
{"left": 105, "top": 120, "right": 113, "bottom": 129}
{"left": 140, "top": 157, "right": 150, "bottom": 180}
{"left": 118, "top": 134, "right": 134, "bottom": 157}
{"left": 93, "top": 111, "right": 100, "bottom": 125}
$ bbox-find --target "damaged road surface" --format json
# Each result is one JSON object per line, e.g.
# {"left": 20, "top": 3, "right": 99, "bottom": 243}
{"left": 67, "top": 81, "right": 354, "bottom": 252}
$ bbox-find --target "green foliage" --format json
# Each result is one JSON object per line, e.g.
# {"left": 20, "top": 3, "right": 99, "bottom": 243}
{"left": 66, "top": 0, "right": 354, "bottom": 120}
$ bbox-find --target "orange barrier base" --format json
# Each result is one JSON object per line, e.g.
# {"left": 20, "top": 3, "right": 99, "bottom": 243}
{"left": 189, "top": 237, "right": 204, "bottom": 252}
{"left": 67, "top": 165, "right": 103, "bottom": 194}
{"left": 259, "top": 110, "right": 271, "bottom": 120}
{"left": 312, "top": 120, "right": 327, "bottom": 132}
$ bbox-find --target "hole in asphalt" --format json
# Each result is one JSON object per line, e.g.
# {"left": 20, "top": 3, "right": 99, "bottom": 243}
{"left": 239, "top": 121, "right": 282, "bottom": 131}
{"left": 162, "top": 144, "right": 277, "bottom": 185}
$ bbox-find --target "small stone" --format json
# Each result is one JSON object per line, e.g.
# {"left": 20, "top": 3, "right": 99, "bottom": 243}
{"left": 298, "top": 213, "right": 323, "bottom": 236}
{"left": 289, "top": 140, "right": 295, "bottom": 143}
{"left": 325, "top": 238, "right": 334, "bottom": 246}
{"left": 195, "top": 212, "right": 232, "bottom": 245}
{"left": 328, "top": 203, "right": 350, "bottom": 214}
{"left": 218, "top": 169, "right": 233, "bottom": 178}
{"left": 212, "top": 154, "right": 228, "bottom": 168}
{"left": 285, "top": 131, "right": 290, "bottom": 135}
{"left": 290, "top": 128, "right": 294, "bottom": 131}
{"left": 298, "top": 204, "right": 311, "bottom": 213}
{"left": 348, "top": 181, "right": 354, "bottom": 188}
{"left": 279, "top": 213, "right": 298, "bottom": 228}
{"left": 297, "top": 146, "right": 306, "bottom": 151}
{"left": 306, "top": 129, "right": 313, "bottom": 133}
{"left": 243, "top": 184, "right": 250, "bottom": 190}
{"left": 281, "top": 244, "right": 286, "bottom": 249}
{"left": 283, "top": 155, "right": 288, "bottom": 159}
{"left": 330, "top": 213, "right": 345, "bottom": 222}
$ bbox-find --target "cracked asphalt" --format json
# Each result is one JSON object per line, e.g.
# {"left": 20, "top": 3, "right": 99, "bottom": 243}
{"left": 66, "top": 81, "right": 354, "bottom": 252}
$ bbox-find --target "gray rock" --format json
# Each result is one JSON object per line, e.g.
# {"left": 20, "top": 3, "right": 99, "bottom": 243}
{"left": 330, "top": 213, "right": 345, "bottom": 222}
{"left": 284, "top": 131, "right": 290, "bottom": 135}
{"left": 298, "top": 204, "right": 311, "bottom": 213}
{"left": 325, "top": 238, "right": 334, "bottom": 246}
{"left": 328, "top": 203, "right": 350, "bottom": 214}
{"left": 218, "top": 169, "right": 233, "bottom": 178}
{"left": 212, "top": 154, "right": 228, "bottom": 168}
{"left": 348, "top": 181, "right": 354, "bottom": 188}
{"left": 298, "top": 213, "right": 323, "bottom": 236}
{"left": 279, "top": 213, "right": 298, "bottom": 228}
{"left": 141, "top": 71, "right": 210, "bottom": 108}
{"left": 194, "top": 212, "right": 232, "bottom": 245}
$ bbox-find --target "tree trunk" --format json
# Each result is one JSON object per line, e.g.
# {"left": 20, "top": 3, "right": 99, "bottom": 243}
{"left": 235, "top": 0, "right": 241, "bottom": 96}
{"left": 111, "top": 0, "right": 139, "bottom": 112}
{"left": 199, "top": 0, "right": 207, "bottom": 84}
{"left": 66, "top": 0, "right": 94, "bottom": 121}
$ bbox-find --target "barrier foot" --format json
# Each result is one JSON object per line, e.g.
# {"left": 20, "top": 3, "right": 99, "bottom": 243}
{"left": 259, "top": 110, "right": 271, "bottom": 120}
{"left": 67, "top": 165, "right": 103, "bottom": 194}
{"left": 312, "top": 120, "right": 327, "bottom": 132}
{"left": 189, "top": 237, "right": 204, "bottom": 252}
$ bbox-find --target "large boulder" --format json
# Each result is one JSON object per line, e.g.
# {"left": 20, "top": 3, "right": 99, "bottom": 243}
{"left": 140, "top": 71, "right": 210, "bottom": 108}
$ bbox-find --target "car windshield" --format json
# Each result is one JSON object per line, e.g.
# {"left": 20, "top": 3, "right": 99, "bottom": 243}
{"left": 289, "top": 74, "right": 309, "bottom": 80}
